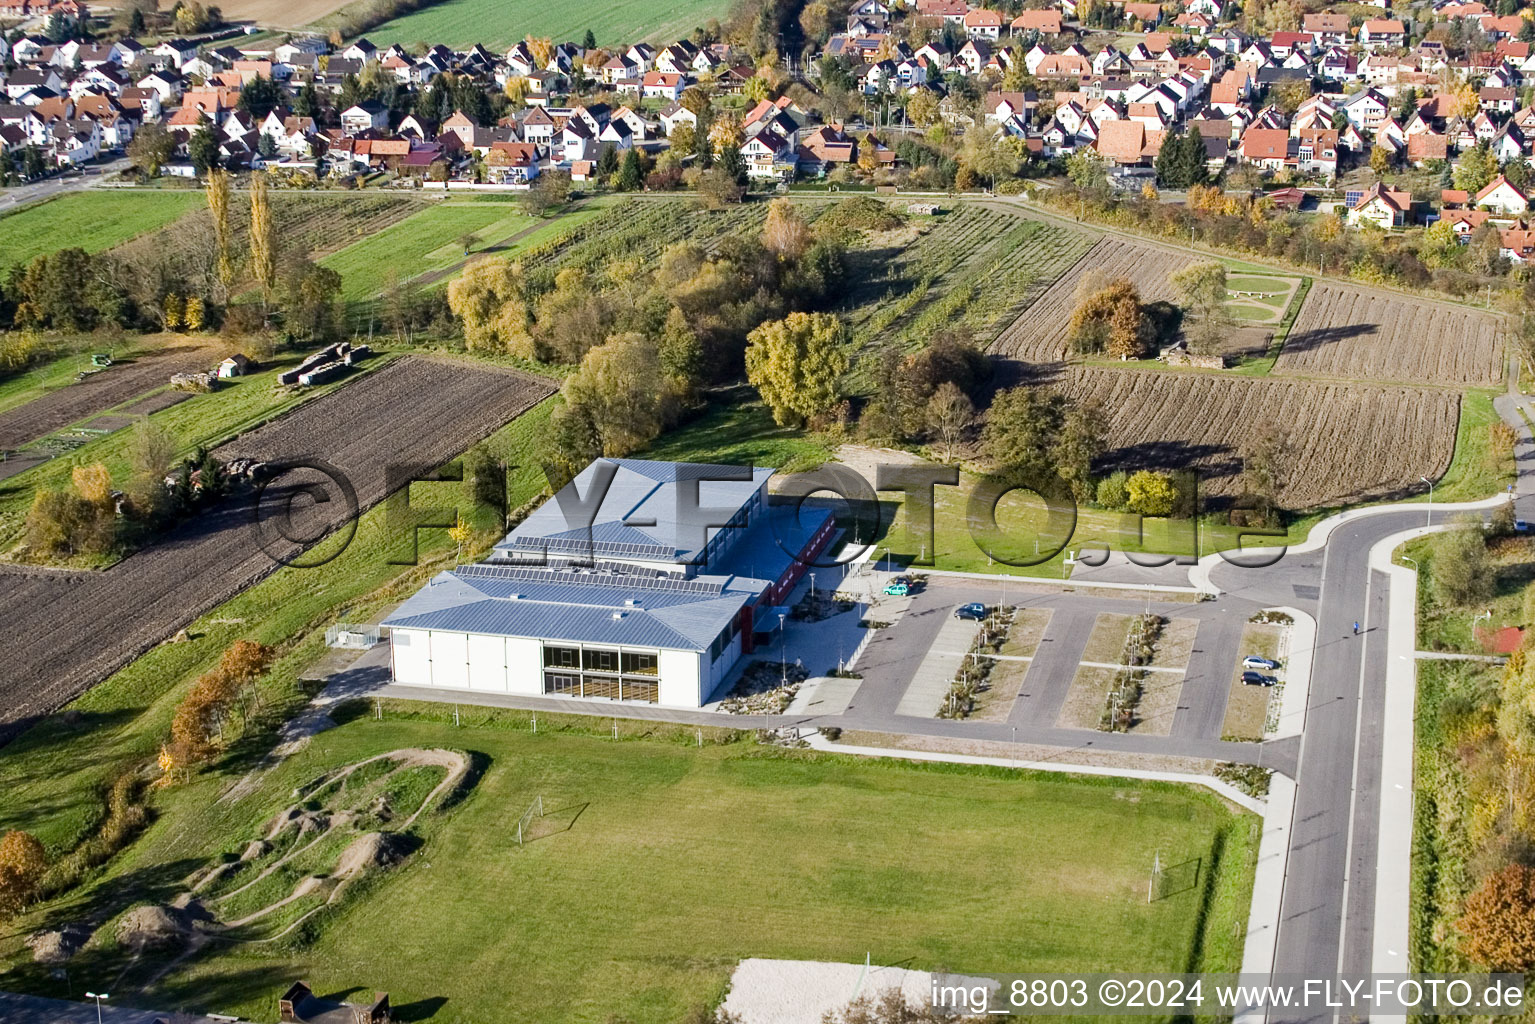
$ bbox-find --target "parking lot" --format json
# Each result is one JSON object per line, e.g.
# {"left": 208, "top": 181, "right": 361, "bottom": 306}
{"left": 839, "top": 571, "right": 1291, "bottom": 744}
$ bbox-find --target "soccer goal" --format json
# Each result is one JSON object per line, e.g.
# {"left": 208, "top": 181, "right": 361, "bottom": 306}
{"left": 515, "top": 795, "right": 545, "bottom": 846}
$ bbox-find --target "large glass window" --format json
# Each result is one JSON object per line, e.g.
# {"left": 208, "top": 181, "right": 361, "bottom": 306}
{"left": 584, "top": 675, "right": 620, "bottom": 700}
{"left": 622, "top": 652, "right": 658, "bottom": 676}
{"left": 543, "top": 646, "right": 579, "bottom": 668}
{"left": 539, "top": 645, "right": 661, "bottom": 703}
{"left": 543, "top": 671, "right": 580, "bottom": 695}
{"left": 621, "top": 678, "right": 658, "bottom": 703}
{"left": 583, "top": 648, "right": 620, "bottom": 673}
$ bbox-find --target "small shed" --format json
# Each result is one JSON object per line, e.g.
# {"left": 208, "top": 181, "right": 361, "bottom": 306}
{"left": 217, "top": 353, "right": 254, "bottom": 378}
{"left": 907, "top": 202, "right": 941, "bottom": 215}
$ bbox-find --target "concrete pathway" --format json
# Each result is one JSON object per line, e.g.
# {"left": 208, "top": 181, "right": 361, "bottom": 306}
{"left": 0, "top": 990, "right": 221, "bottom": 1023}
{"left": 894, "top": 611, "right": 981, "bottom": 717}
{"left": 800, "top": 732, "right": 1263, "bottom": 813}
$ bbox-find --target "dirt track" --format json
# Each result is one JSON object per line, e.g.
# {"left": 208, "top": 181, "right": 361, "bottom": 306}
{"left": 0, "top": 344, "right": 218, "bottom": 449}
{"left": 0, "top": 356, "right": 554, "bottom": 737}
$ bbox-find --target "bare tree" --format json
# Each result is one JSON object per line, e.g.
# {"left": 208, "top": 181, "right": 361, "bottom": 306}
{"left": 926, "top": 381, "right": 974, "bottom": 462}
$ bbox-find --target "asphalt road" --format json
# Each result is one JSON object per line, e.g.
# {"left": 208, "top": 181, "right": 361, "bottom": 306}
{"left": 1206, "top": 387, "right": 1534, "bottom": 1021}
{"left": 0, "top": 157, "right": 132, "bottom": 213}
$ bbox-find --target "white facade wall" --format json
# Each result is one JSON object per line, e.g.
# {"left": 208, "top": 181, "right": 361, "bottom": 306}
{"left": 392, "top": 628, "right": 432, "bottom": 683}
{"left": 660, "top": 649, "right": 703, "bottom": 706}
{"left": 388, "top": 629, "right": 715, "bottom": 706}
{"left": 507, "top": 636, "right": 542, "bottom": 694}
{"left": 429, "top": 631, "right": 469, "bottom": 690}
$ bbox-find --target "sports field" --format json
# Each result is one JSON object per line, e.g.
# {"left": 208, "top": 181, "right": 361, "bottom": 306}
{"left": 319, "top": 200, "right": 539, "bottom": 300}
{"left": 357, "top": 0, "right": 729, "bottom": 51}
{"left": 13, "top": 710, "right": 1256, "bottom": 1023}
{"left": 0, "top": 191, "right": 203, "bottom": 271}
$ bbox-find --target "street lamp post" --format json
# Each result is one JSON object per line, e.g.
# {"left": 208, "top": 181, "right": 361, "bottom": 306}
{"left": 86, "top": 992, "right": 108, "bottom": 1024}
{"left": 1421, "top": 475, "right": 1433, "bottom": 529}
{"left": 779, "top": 612, "right": 787, "bottom": 685}
{"left": 1401, "top": 555, "right": 1417, "bottom": 572}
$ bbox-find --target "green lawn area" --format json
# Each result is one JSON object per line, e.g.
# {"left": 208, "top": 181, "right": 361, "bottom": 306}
{"left": 320, "top": 201, "right": 540, "bottom": 300}
{"left": 347, "top": 0, "right": 729, "bottom": 50}
{"left": 4, "top": 707, "right": 1257, "bottom": 1024}
{"left": 871, "top": 466, "right": 1307, "bottom": 578}
{"left": 0, "top": 397, "right": 555, "bottom": 857}
{"left": 1430, "top": 390, "right": 1513, "bottom": 505}
{"left": 0, "top": 192, "right": 203, "bottom": 271}
{"left": 640, "top": 396, "right": 836, "bottom": 471}
{"left": 1225, "top": 275, "right": 1296, "bottom": 293}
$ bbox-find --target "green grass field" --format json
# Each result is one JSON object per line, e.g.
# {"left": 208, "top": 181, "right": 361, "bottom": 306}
{"left": 0, "top": 192, "right": 203, "bottom": 271}
{"left": 320, "top": 201, "right": 541, "bottom": 300}
{"left": 5, "top": 709, "right": 1256, "bottom": 1024}
{"left": 0, "top": 337, "right": 156, "bottom": 417}
{"left": 351, "top": 0, "right": 729, "bottom": 51}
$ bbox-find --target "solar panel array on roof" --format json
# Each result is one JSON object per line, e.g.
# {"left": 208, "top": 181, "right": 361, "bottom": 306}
{"left": 509, "top": 534, "right": 677, "bottom": 559}
{"left": 1344, "top": 189, "right": 1364, "bottom": 207}
{"left": 456, "top": 563, "right": 727, "bottom": 596}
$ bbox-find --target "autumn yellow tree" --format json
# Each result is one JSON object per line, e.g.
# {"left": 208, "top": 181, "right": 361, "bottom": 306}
{"left": 205, "top": 168, "right": 234, "bottom": 294}
{"left": 0, "top": 830, "right": 47, "bottom": 918}
{"left": 446, "top": 258, "right": 532, "bottom": 356}
{"left": 1457, "top": 864, "right": 1535, "bottom": 970}
{"left": 448, "top": 514, "right": 472, "bottom": 562}
{"left": 249, "top": 170, "right": 275, "bottom": 304}
{"left": 744, "top": 312, "right": 849, "bottom": 426}
{"left": 526, "top": 36, "right": 553, "bottom": 67}
{"left": 762, "top": 198, "right": 810, "bottom": 259}
{"left": 1127, "top": 470, "right": 1178, "bottom": 517}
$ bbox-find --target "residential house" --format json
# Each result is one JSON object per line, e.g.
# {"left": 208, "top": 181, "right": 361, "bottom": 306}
{"left": 341, "top": 101, "right": 389, "bottom": 133}
{"left": 1239, "top": 126, "right": 1293, "bottom": 169}
{"left": 1475, "top": 174, "right": 1531, "bottom": 215}
{"left": 486, "top": 140, "right": 540, "bottom": 184}
{"left": 1347, "top": 180, "right": 1414, "bottom": 226}
{"left": 1359, "top": 19, "right": 1406, "bottom": 48}
{"left": 963, "top": 8, "right": 1004, "bottom": 39}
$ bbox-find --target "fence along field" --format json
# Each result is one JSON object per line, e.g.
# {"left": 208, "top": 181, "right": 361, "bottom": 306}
{"left": 1272, "top": 281, "right": 1504, "bottom": 387}
{"left": 1054, "top": 367, "right": 1459, "bottom": 507}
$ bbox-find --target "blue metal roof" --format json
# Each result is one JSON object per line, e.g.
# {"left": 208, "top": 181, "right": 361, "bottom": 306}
{"left": 381, "top": 563, "right": 764, "bottom": 652}
{"left": 494, "top": 458, "right": 774, "bottom": 565}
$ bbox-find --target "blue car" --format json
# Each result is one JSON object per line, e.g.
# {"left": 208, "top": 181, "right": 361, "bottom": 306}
{"left": 954, "top": 602, "right": 987, "bottom": 620}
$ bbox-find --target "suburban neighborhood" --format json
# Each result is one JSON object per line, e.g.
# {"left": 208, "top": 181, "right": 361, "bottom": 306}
{"left": 0, "top": 0, "right": 1533, "bottom": 1020}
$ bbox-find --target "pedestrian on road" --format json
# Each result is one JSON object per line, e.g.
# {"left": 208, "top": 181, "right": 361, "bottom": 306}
{"left": 1353, "top": 621, "right": 1360, "bottom": 635}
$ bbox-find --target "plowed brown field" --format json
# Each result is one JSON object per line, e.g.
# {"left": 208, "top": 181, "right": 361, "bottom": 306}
{"left": 0, "top": 356, "right": 554, "bottom": 736}
{"left": 1052, "top": 367, "right": 1459, "bottom": 507}
{"left": 990, "top": 237, "right": 1200, "bottom": 364}
{"left": 1274, "top": 282, "right": 1503, "bottom": 386}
